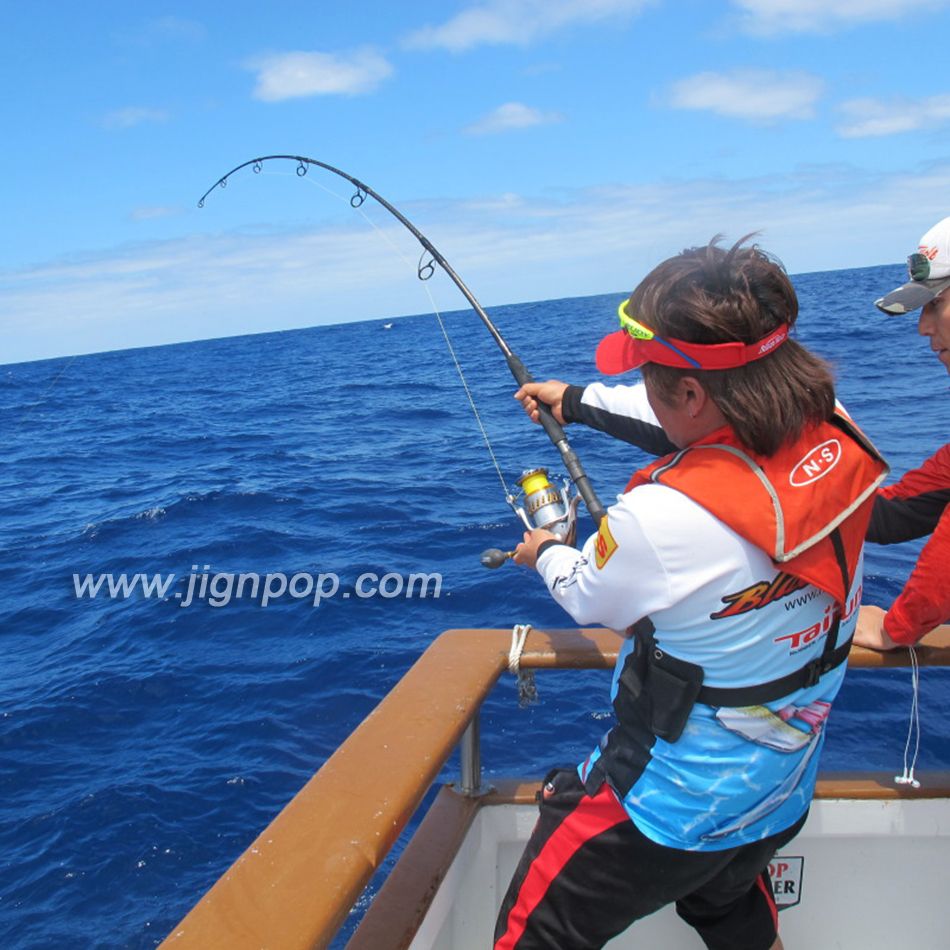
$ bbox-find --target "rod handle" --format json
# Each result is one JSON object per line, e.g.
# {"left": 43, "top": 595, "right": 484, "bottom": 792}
{"left": 505, "top": 354, "right": 606, "bottom": 525}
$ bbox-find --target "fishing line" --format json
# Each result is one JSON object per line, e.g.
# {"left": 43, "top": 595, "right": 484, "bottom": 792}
{"left": 429, "top": 309, "right": 516, "bottom": 501}
{"left": 12, "top": 355, "right": 79, "bottom": 435}
{"left": 292, "top": 170, "right": 514, "bottom": 499}
{"left": 199, "top": 156, "right": 607, "bottom": 545}
{"left": 207, "top": 162, "right": 515, "bottom": 498}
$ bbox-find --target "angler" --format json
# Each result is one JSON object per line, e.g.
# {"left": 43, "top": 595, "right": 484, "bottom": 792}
{"left": 495, "top": 238, "right": 888, "bottom": 950}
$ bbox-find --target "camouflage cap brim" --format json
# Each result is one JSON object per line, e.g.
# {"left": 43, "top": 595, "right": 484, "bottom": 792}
{"left": 875, "top": 276, "right": 950, "bottom": 315}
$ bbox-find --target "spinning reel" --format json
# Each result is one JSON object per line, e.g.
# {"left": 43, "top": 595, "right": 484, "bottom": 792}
{"left": 480, "top": 467, "right": 580, "bottom": 569}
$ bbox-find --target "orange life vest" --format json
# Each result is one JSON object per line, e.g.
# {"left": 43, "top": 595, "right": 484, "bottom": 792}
{"left": 625, "top": 412, "right": 889, "bottom": 605}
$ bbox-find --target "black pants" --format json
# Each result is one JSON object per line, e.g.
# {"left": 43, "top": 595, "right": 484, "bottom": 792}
{"left": 494, "top": 769, "right": 807, "bottom": 950}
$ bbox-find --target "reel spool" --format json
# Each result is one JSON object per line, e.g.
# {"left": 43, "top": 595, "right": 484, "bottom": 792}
{"left": 481, "top": 467, "right": 579, "bottom": 569}
{"left": 512, "top": 467, "right": 574, "bottom": 540}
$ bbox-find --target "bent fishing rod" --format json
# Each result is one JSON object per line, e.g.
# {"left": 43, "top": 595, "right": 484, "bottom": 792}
{"left": 198, "top": 155, "right": 606, "bottom": 559}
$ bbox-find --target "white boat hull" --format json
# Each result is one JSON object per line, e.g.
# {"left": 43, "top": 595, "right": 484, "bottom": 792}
{"left": 412, "top": 796, "right": 950, "bottom": 949}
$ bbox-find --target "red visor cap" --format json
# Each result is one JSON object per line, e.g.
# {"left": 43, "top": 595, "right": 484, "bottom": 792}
{"left": 595, "top": 325, "right": 790, "bottom": 375}
{"left": 596, "top": 331, "right": 646, "bottom": 374}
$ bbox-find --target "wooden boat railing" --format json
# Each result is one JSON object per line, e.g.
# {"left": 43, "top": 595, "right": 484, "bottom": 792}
{"left": 160, "top": 625, "right": 950, "bottom": 950}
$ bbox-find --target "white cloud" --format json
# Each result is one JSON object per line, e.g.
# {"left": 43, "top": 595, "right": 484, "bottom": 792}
{"left": 246, "top": 49, "right": 393, "bottom": 101}
{"left": 669, "top": 70, "right": 824, "bottom": 121}
{"left": 100, "top": 107, "right": 169, "bottom": 129}
{"left": 7, "top": 159, "right": 950, "bottom": 364}
{"left": 731, "top": 0, "right": 949, "bottom": 35}
{"left": 837, "top": 94, "right": 950, "bottom": 137}
{"left": 404, "top": 0, "right": 655, "bottom": 52}
{"left": 148, "top": 16, "right": 206, "bottom": 42}
{"left": 0, "top": 226, "right": 418, "bottom": 365}
{"left": 129, "top": 206, "right": 182, "bottom": 221}
{"left": 461, "top": 192, "right": 526, "bottom": 212}
{"left": 464, "top": 102, "right": 564, "bottom": 135}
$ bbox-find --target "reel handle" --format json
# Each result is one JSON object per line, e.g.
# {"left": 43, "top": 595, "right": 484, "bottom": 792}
{"left": 480, "top": 548, "right": 514, "bottom": 569}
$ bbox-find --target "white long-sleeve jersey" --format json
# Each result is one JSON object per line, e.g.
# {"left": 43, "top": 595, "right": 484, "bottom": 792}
{"left": 535, "top": 481, "right": 859, "bottom": 850}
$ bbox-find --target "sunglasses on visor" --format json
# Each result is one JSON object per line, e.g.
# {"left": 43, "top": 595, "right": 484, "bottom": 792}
{"left": 615, "top": 300, "right": 789, "bottom": 371}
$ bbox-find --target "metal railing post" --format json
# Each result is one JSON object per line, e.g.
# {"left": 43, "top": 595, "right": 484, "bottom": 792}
{"left": 459, "top": 712, "right": 482, "bottom": 796}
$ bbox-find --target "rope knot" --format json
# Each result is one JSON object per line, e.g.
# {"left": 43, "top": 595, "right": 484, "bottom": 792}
{"left": 509, "top": 624, "right": 538, "bottom": 706}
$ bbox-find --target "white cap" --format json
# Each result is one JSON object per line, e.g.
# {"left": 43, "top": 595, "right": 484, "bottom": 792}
{"left": 876, "top": 215, "right": 950, "bottom": 314}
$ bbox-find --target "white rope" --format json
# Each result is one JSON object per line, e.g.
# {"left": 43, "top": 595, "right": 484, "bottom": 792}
{"left": 894, "top": 645, "right": 922, "bottom": 789}
{"left": 508, "top": 624, "right": 538, "bottom": 706}
{"left": 509, "top": 623, "right": 531, "bottom": 674}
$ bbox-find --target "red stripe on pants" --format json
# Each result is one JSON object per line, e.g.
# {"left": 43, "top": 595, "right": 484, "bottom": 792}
{"left": 755, "top": 871, "right": 778, "bottom": 932}
{"left": 494, "top": 783, "right": 629, "bottom": 950}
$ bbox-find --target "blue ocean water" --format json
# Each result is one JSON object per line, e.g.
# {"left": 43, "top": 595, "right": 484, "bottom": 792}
{"left": 2, "top": 264, "right": 948, "bottom": 948}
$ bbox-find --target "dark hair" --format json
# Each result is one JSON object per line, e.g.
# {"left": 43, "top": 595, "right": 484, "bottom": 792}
{"left": 633, "top": 237, "right": 835, "bottom": 456}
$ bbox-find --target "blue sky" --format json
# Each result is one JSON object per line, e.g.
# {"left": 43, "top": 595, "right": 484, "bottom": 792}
{"left": 4, "top": 0, "right": 950, "bottom": 364}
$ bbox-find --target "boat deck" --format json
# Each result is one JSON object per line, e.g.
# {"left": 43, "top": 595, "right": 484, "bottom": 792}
{"left": 371, "top": 780, "right": 950, "bottom": 949}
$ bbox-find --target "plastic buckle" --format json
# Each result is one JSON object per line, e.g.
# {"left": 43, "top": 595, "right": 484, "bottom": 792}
{"left": 802, "top": 658, "right": 822, "bottom": 689}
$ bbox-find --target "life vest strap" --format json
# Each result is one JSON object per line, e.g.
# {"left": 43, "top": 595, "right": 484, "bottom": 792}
{"left": 695, "top": 633, "right": 852, "bottom": 707}
{"left": 628, "top": 612, "right": 850, "bottom": 710}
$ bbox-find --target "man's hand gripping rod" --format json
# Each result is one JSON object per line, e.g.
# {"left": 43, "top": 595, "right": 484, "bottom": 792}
{"left": 503, "top": 352, "right": 605, "bottom": 525}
